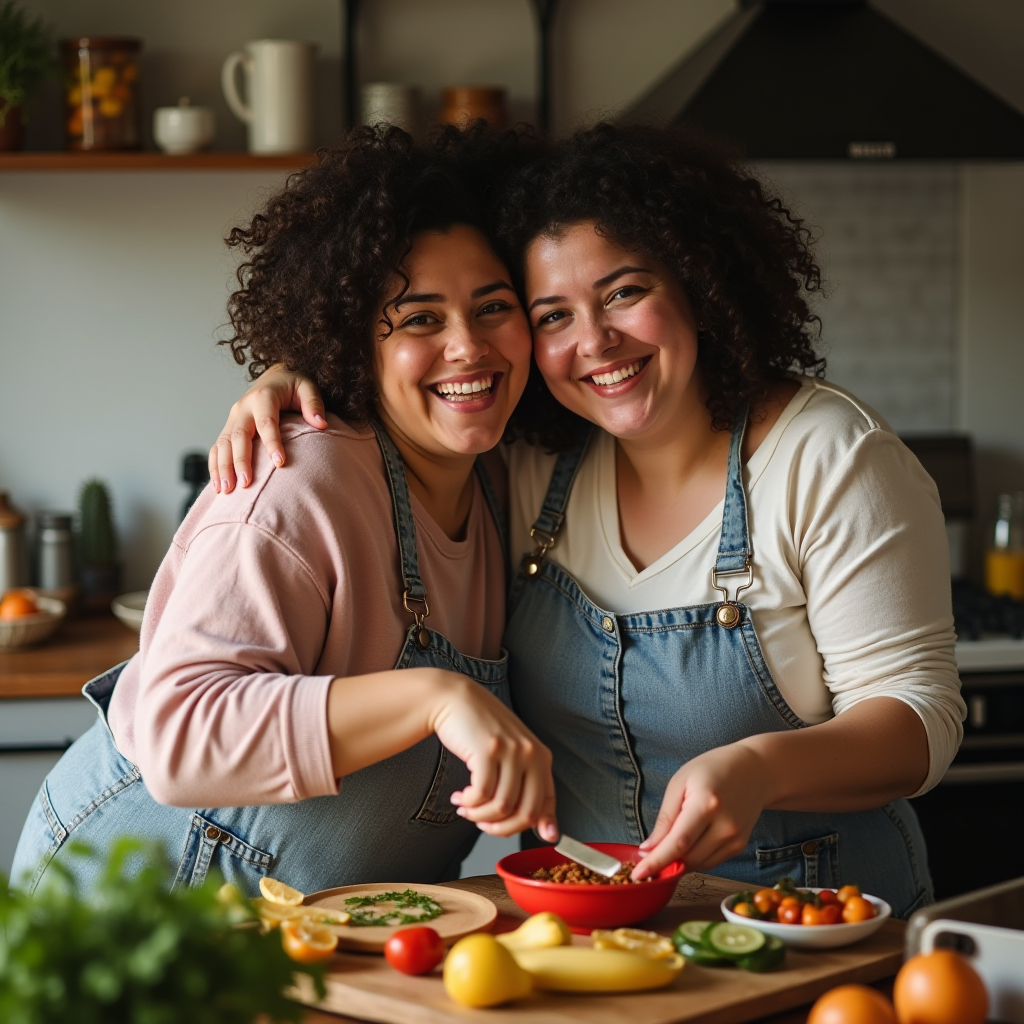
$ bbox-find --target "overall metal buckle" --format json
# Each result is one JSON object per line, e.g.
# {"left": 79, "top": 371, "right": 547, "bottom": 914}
{"left": 403, "top": 588, "right": 431, "bottom": 649}
{"left": 710, "top": 561, "right": 753, "bottom": 628}
{"left": 523, "top": 527, "right": 555, "bottom": 578}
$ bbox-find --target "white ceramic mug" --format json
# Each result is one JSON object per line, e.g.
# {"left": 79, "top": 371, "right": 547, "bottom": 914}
{"left": 221, "top": 39, "right": 315, "bottom": 154}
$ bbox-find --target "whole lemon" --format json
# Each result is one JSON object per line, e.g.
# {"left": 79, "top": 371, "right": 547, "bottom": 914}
{"left": 894, "top": 950, "right": 987, "bottom": 1024}
{"left": 443, "top": 934, "right": 532, "bottom": 1008}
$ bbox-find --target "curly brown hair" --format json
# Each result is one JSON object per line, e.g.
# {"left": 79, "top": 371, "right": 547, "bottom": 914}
{"left": 497, "top": 123, "right": 826, "bottom": 450}
{"left": 221, "top": 124, "right": 526, "bottom": 421}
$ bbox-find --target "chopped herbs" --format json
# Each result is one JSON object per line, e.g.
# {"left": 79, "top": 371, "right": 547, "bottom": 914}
{"left": 343, "top": 889, "right": 444, "bottom": 927}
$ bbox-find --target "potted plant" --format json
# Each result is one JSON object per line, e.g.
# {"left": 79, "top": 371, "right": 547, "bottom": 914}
{"left": 0, "top": 1, "right": 55, "bottom": 151}
{"left": 77, "top": 478, "right": 121, "bottom": 613}
{"left": 0, "top": 838, "right": 326, "bottom": 1023}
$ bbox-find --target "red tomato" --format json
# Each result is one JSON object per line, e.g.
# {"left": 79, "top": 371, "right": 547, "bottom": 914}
{"left": 778, "top": 897, "right": 803, "bottom": 925}
{"left": 818, "top": 889, "right": 839, "bottom": 904}
{"left": 803, "top": 903, "right": 832, "bottom": 926}
{"left": 384, "top": 927, "right": 446, "bottom": 975}
{"left": 821, "top": 902, "right": 844, "bottom": 925}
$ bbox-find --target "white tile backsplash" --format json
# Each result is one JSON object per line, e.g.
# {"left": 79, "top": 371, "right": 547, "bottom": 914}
{"left": 758, "top": 164, "right": 960, "bottom": 432}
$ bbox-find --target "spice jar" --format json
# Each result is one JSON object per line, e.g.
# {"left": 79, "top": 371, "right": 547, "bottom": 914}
{"left": 0, "top": 492, "right": 29, "bottom": 592}
{"left": 62, "top": 37, "right": 142, "bottom": 151}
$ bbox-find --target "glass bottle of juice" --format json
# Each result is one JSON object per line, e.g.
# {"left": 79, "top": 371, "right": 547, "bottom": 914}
{"left": 985, "top": 492, "right": 1024, "bottom": 600}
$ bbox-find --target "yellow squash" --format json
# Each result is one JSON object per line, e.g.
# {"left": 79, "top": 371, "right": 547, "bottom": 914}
{"left": 513, "top": 946, "right": 685, "bottom": 993}
{"left": 496, "top": 912, "right": 572, "bottom": 952}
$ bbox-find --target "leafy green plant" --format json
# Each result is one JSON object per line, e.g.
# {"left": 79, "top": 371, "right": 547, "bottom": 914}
{"left": 78, "top": 478, "right": 118, "bottom": 566}
{"left": 0, "top": 1, "right": 55, "bottom": 127}
{"left": 0, "top": 838, "right": 326, "bottom": 1024}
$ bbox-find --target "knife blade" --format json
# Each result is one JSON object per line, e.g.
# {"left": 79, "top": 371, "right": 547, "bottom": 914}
{"left": 553, "top": 835, "right": 622, "bottom": 878}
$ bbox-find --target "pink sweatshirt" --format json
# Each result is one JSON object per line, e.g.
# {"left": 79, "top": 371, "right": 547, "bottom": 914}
{"left": 107, "top": 416, "right": 506, "bottom": 807}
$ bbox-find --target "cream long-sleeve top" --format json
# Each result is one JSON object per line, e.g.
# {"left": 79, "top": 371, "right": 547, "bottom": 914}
{"left": 506, "top": 378, "right": 966, "bottom": 795}
{"left": 107, "top": 415, "right": 506, "bottom": 808}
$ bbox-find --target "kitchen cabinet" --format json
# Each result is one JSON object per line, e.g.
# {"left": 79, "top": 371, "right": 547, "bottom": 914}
{"left": 0, "top": 615, "right": 138, "bottom": 875}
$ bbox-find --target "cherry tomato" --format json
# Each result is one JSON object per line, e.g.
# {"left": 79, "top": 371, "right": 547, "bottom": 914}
{"left": 818, "top": 889, "right": 839, "bottom": 904}
{"left": 778, "top": 897, "right": 803, "bottom": 925}
{"left": 802, "top": 903, "right": 832, "bottom": 926}
{"left": 384, "top": 926, "right": 446, "bottom": 975}
{"left": 753, "top": 888, "right": 782, "bottom": 915}
{"left": 842, "top": 896, "right": 877, "bottom": 923}
{"left": 733, "top": 901, "right": 759, "bottom": 918}
{"left": 821, "top": 902, "right": 844, "bottom": 925}
{"left": 836, "top": 884, "right": 862, "bottom": 904}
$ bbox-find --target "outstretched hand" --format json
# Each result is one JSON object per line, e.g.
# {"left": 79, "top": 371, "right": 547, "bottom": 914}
{"left": 209, "top": 364, "right": 327, "bottom": 492}
{"left": 632, "top": 742, "right": 768, "bottom": 880}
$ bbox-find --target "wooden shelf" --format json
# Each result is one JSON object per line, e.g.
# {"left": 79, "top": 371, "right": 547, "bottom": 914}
{"left": 0, "top": 615, "right": 138, "bottom": 699}
{"left": 0, "top": 151, "right": 317, "bottom": 172}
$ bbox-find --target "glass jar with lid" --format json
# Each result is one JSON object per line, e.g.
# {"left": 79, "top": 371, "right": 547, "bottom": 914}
{"left": 62, "top": 37, "right": 142, "bottom": 151}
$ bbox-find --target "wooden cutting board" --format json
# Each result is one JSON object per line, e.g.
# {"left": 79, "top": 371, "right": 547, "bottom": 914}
{"left": 291, "top": 872, "right": 905, "bottom": 1024}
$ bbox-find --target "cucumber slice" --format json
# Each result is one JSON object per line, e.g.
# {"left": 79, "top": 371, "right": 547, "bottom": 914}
{"left": 705, "top": 922, "right": 766, "bottom": 958}
{"left": 737, "top": 934, "right": 786, "bottom": 973}
{"left": 675, "top": 921, "right": 714, "bottom": 945}
{"left": 673, "top": 938, "right": 733, "bottom": 967}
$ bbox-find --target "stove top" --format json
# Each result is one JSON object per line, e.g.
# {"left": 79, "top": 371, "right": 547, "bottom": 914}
{"left": 954, "top": 581, "right": 1024, "bottom": 672}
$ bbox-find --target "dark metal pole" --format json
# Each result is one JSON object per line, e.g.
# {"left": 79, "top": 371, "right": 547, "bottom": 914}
{"left": 342, "top": 0, "right": 362, "bottom": 131}
{"left": 529, "top": 0, "right": 560, "bottom": 134}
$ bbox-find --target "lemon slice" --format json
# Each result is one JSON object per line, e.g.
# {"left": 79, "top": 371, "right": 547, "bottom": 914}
{"left": 303, "top": 907, "right": 352, "bottom": 927}
{"left": 250, "top": 897, "right": 307, "bottom": 925}
{"left": 592, "top": 927, "right": 675, "bottom": 959}
{"left": 259, "top": 876, "right": 305, "bottom": 906}
{"left": 281, "top": 919, "right": 339, "bottom": 963}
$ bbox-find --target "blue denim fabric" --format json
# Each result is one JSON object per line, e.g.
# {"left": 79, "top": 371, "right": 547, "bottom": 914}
{"left": 505, "top": 413, "right": 933, "bottom": 919}
{"left": 11, "top": 424, "right": 509, "bottom": 896}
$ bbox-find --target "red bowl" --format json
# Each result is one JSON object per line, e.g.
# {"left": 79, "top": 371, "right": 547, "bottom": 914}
{"left": 495, "top": 842, "right": 685, "bottom": 932}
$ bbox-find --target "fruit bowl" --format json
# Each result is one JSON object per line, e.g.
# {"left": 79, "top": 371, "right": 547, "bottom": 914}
{"left": 496, "top": 843, "right": 684, "bottom": 932}
{"left": 721, "top": 888, "right": 891, "bottom": 949}
{"left": 0, "top": 594, "right": 66, "bottom": 649}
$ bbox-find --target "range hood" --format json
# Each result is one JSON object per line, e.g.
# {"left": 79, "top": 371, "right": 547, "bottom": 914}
{"left": 624, "top": 0, "right": 1024, "bottom": 159}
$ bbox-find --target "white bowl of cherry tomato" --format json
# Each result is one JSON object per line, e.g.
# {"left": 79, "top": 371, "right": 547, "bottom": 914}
{"left": 721, "top": 881, "right": 891, "bottom": 950}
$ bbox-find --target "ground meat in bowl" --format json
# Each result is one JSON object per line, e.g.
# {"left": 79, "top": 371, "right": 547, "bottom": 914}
{"left": 530, "top": 860, "right": 653, "bottom": 885}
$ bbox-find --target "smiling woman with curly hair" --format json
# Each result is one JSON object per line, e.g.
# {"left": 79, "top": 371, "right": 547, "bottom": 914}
{"left": 208, "top": 122, "right": 964, "bottom": 917}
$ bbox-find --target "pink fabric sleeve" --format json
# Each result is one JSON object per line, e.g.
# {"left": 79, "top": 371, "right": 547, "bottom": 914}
{"left": 134, "top": 521, "right": 338, "bottom": 807}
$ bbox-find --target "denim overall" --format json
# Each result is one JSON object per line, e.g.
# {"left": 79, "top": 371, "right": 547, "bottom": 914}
{"left": 504, "top": 414, "right": 933, "bottom": 918}
{"left": 11, "top": 423, "right": 510, "bottom": 896}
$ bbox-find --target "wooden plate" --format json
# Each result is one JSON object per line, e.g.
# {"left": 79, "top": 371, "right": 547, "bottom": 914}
{"left": 303, "top": 882, "right": 497, "bottom": 953}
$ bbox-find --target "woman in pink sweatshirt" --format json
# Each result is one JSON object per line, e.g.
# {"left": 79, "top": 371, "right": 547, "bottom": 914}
{"left": 11, "top": 127, "right": 557, "bottom": 896}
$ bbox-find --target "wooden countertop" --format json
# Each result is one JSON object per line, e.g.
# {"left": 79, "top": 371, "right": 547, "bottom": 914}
{"left": 0, "top": 614, "right": 138, "bottom": 699}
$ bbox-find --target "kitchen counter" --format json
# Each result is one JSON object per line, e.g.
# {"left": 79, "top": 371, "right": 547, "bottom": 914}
{"left": 0, "top": 614, "right": 138, "bottom": 699}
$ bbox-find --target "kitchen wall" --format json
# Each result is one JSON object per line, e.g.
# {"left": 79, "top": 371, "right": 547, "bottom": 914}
{"left": 2, "top": 0, "right": 1023, "bottom": 590}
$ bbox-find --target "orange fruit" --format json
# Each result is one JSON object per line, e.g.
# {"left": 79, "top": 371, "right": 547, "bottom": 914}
{"left": 0, "top": 590, "right": 39, "bottom": 620}
{"left": 281, "top": 919, "right": 339, "bottom": 963}
{"left": 893, "top": 950, "right": 987, "bottom": 1024}
{"left": 808, "top": 985, "right": 898, "bottom": 1024}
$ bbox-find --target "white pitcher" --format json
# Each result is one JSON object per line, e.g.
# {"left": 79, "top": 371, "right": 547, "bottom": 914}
{"left": 221, "top": 40, "right": 315, "bottom": 154}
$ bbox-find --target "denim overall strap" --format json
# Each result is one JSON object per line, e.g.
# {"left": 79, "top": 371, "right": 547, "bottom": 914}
{"left": 715, "top": 405, "right": 752, "bottom": 573}
{"left": 473, "top": 460, "right": 509, "bottom": 570}
{"left": 371, "top": 420, "right": 427, "bottom": 604}
{"left": 529, "top": 427, "right": 594, "bottom": 546}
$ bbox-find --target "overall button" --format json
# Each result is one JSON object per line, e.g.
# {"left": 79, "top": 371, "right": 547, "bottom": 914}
{"left": 601, "top": 615, "right": 614, "bottom": 633}
{"left": 801, "top": 841, "right": 818, "bottom": 856}
{"left": 205, "top": 826, "right": 221, "bottom": 841}
{"left": 716, "top": 603, "right": 740, "bottom": 628}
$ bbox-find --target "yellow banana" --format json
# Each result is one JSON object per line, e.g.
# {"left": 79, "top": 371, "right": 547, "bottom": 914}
{"left": 496, "top": 912, "right": 572, "bottom": 952}
{"left": 513, "top": 946, "right": 685, "bottom": 993}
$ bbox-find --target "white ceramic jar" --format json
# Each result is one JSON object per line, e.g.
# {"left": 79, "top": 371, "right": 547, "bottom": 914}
{"left": 153, "top": 97, "right": 215, "bottom": 154}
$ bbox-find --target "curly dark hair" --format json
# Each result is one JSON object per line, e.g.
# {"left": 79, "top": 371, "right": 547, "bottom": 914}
{"left": 221, "top": 124, "right": 527, "bottom": 421}
{"left": 497, "top": 122, "right": 826, "bottom": 450}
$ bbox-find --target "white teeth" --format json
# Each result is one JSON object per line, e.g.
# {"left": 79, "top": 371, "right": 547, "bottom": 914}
{"left": 590, "top": 361, "right": 642, "bottom": 386}
{"left": 434, "top": 374, "right": 494, "bottom": 399}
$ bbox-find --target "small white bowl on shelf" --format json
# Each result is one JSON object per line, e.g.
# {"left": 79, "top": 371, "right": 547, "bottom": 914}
{"left": 721, "top": 888, "right": 891, "bottom": 950}
{"left": 111, "top": 590, "right": 148, "bottom": 633}
{"left": 0, "top": 594, "right": 66, "bottom": 649}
